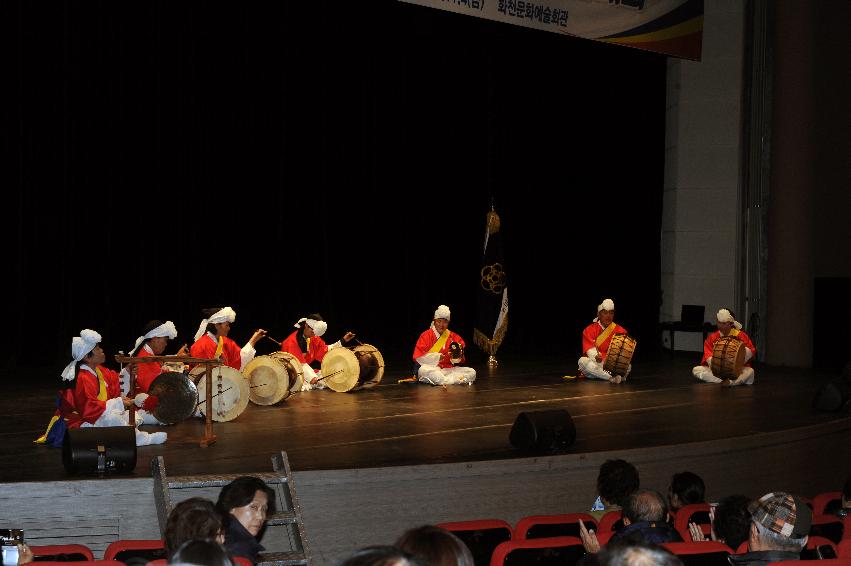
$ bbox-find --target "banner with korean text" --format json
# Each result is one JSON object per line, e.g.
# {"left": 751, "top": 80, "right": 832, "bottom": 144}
{"left": 399, "top": 0, "right": 703, "bottom": 61}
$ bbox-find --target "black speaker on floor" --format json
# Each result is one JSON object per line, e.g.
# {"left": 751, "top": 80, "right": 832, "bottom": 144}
{"left": 509, "top": 409, "right": 576, "bottom": 453}
{"left": 62, "top": 426, "right": 137, "bottom": 474}
{"left": 812, "top": 378, "right": 851, "bottom": 413}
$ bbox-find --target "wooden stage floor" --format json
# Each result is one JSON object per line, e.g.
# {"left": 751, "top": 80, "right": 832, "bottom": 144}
{"left": 2, "top": 352, "right": 846, "bottom": 483}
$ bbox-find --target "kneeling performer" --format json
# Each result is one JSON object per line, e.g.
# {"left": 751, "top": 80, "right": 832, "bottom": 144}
{"left": 280, "top": 313, "right": 355, "bottom": 390}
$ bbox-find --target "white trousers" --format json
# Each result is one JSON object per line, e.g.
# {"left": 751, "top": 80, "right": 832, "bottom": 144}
{"left": 300, "top": 364, "right": 327, "bottom": 391}
{"left": 418, "top": 365, "right": 477, "bottom": 386}
{"left": 83, "top": 399, "right": 167, "bottom": 446}
{"left": 578, "top": 357, "right": 632, "bottom": 381}
{"left": 693, "top": 365, "right": 754, "bottom": 385}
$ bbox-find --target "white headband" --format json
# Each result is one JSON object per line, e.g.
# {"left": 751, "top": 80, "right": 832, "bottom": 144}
{"left": 717, "top": 309, "right": 742, "bottom": 330}
{"left": 594, "top": 299, "right": 615, "bottom": 322}
{"left": 434, "top": 305, "right": 451, "bottom": 321}
{"left": 132, "top": 321, "right": 178, "bottom": 353}
{"left": 296, "top": 317, "right": 327, "bottom": 338}
{"left": 194, "top": 307, "right": 237, "bottom": 342}
{"left": 61, "top": 329, "right": 102, "bottom": 381}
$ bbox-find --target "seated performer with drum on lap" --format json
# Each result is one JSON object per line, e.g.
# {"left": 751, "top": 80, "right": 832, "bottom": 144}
{"left": 280, "top": 313, "right": 355, "bottom": 391}
{"left": 578, "top": 298, "right": 634, "bottom": 384}
{"left": 693, "top": 308, "right": 756, "bottom": 386}
{"left": 189, "top": 306, "right": 266, "bottom": 371}
{"left": 413, "top": 304, "right": 476, "bottom": 386}
{"left": 120, "top": 319, "right": 187, "bottom": 396}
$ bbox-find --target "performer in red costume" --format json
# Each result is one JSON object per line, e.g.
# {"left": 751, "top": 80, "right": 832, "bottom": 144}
{"left": 38, "top": 329, "right": 167, "bottom": 447}
{"left": 189, "top": 306, "right": 267, "bottom": 371}
{"left": 121, "top": 319, "right": 187, "bottom": 395}
{"left": 577, "top": 298, "right": 631, "bottom": 383}
{"left": 280, "top": 313, "right": 355, "bottom": 390}
{"left": 693, "top": 308, "right": 756, "bottom": 386}
{"left": 412, "top": 304, "right": 476, "bottom": 385}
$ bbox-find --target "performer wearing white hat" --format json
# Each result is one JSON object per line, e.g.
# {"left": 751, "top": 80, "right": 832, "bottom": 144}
{"left": 189, "top": 306, "right": 267, "bottom": 371}
{"left": 119, "top": 319, "right": 186, "bottom": 396}
{"left": 578, "top": 299, "right": 631, "bottom": 383}
{"left": 693, "top": 308, "right": 756, "bottom": 386}
{"left": 280, "top": 313, "right": 356, "bottom": 391}
{"left": 412, "top": 305, "right": 477, "bottom": 386}
{"left": 39, "top": 329, "right": 167, "bottom": 447}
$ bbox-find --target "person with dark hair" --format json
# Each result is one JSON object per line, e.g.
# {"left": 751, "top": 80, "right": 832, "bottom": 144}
{"left": 279, "top": 313, "right": 355, "bottom": 390}
{"left": 596, "top": 541, "right": 684, "bottom": 566}
{"left": 689, "top": 494, "right": 752, "bottom": 551}
{"left": 395, "top": 525, "right": 474, "bottom": 566}
{"left": 190, "top": 306, "right": 266, "bottom": 371}
{"left": 215, "top": 476, "right": 276, "bottom": 562}
{"left": 839, "top": 473, "right": 851, "bottom": 519}
{"left": 165, "top": 498, "right": 224, "bottom": 560}
{"left": 577, "top": 299, "right": 631, "bottom": 383}
{"left": 693, "top": 308, "right": 756, "bottom": 386}
{"left": 589, "top": 459, "right": 640, "bottom": 521}
{"left": 668, "top": 471, "right": 706, "bottom": 513}
{"left": 37, "top": 329, "right": 166, "bottom": 447}
{"left": 122, "top": 320, "right": 187, "bottom": 395}
{"left": 728, "top": 492, "right": 811, "bottom": 566}
{"left": 581, "top": 489, "right": 681, "bottom": 554}
{"left": 339, "top": 546, "right": 424, "bottom": 566}
{"left": 412, "top": 305, "right": 476, "bottom": 386}
{"left": 169, "top": 538, "right": 234, "bottom": 566}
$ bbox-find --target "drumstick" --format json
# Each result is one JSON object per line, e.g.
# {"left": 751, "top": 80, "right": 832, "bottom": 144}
{"left": 196, "top": 386, "right": 234, "bottom": 406}
{"left": 264, "top": 335, "right": 282, "bottom": 346}
{"left": 314, "top": 369, "right": 345, "bottom": 383}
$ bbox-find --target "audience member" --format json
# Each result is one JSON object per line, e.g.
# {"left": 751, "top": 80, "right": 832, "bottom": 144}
{"left": 668, "top": 471, "right": 706, "bottom": 513}
{"left": 395, "top": 525, "right": 473, "bottom": 566}
{"left": 590, "top": 459, "right": 641, "bottom": 521}
{"left": 216, "top": 476, "right": 276, "bottom": 562}
{"left": 596, "top": 542, "right": 683, "bottom": 566}
{"left": 339, "top": 546, "right": 425, "bottom": 566}
{"left": 581, "top": 490, "right": 681, "bottom": 553}
{"left": 838, "top": 473, "right": 851, "bottom": 519}
{"left": 727, "top": 492, "right": 811, "bottom": 566}
{"left": 165, "top": 498, "right": 224, "bottom": 559}
{"left": 168, "top": 539, "right": 233, "bottom": 566}
{"left": 688, "top": 494, "right": 752, "bottom": 551}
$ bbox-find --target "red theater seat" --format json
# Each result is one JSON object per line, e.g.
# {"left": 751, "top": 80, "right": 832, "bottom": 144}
{"left": 103, "top": 539, "right": 166, "bottom": 562}
{"left": 30, "top": 544, "right": 94, "bottom": 561}
{"left": 490, "top": 536, "right": 585, "bottom": 566}
{"left": 674, "top": 503, "right": 713, "bottom": 541}
{"left": 514, "top": 513, "right": 597, "bottom": 540}
{"left": 437, "top": 519, "right": 513, "bottom": 566}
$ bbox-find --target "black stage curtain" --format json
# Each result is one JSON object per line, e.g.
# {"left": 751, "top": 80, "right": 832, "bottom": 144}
{"left": 8, "top": 1, "right": 666, "bottom": 375}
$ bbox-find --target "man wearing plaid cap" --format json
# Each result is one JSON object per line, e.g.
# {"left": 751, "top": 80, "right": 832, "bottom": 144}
{"left": 728, "top": 491, "right": 811, "bottom": 566}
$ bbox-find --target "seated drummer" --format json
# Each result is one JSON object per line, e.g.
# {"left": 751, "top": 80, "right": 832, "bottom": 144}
{"left": 578, "top": 298, "right": 631, "bottom": 383}
{"left": 693, "top": 308, "right": 756, "bottom": 386}
{"left": 280, "top": 313, "right": 356, "bottom": 390}
{"left": 38, "top": 329, "right": 166, "bottom": 447}
{"left": 412, "top": 304, "right": 476, "bottom": 386}
{"left": 120, "top": 319, "right": 187, "bottom": 396}
{"left": 189, "top": 306, "right": 266, "bottom": 371}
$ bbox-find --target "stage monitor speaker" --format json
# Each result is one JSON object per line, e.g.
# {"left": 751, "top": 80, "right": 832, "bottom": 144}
{"left": 62, "top": 426, "right": 137, "bottom": 474}
{"left": 812, "top": 378, "right": 851, "bottom": 413}
{"left": 509, "top": 409, "right": 576, "bottom": 453}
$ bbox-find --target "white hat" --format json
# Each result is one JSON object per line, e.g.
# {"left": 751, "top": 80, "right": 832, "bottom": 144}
{"left": 716, "top": 308, "right": 742, "bottom": 330}
{"left": 61, "top": 329, "right": 102, "bottom": 381}
{"left": 598, "top": 299, "right": 615, "bottom": 312}
{"left": 131, "top": 321, "right": 178, "bottom": 354}
{"left": 434, "top": 305, "right": 451, "bottom": 321}
{"left": 194, "top": 307, "right": 237, "bottom": 342}
{"left": 296, "top": 317, "right": 327, "bottom": 338}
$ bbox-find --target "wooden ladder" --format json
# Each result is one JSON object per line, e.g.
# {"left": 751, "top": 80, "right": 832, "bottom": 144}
{"left": 152, "top": 452, "right": 311, "bottom": 566}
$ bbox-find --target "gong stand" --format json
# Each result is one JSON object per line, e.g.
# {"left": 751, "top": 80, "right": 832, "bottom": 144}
{"left": 116, "top": 354, "right": 223, "bottom": 447}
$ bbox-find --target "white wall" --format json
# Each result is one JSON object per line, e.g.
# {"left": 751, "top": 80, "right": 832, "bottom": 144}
{"left": 660, "top": 1, "right": 745, "bottom": 351}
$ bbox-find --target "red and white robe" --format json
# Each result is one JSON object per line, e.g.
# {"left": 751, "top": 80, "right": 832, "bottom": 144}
{"left": 413, "top": 325, "right": 476, "bottom": 385}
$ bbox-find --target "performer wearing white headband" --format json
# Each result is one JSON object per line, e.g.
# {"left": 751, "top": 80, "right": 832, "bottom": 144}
{"left": 693, "top": 308, "right": 756, "bottom": 386}
{"left": 577, "top": 298, "right": 631, "bottom": 383}
{"left": 119, "top": 319, "right": 187, "bottom": 396}
{"left": 189, "top": 306, "right": 267, "bottom": 371}
{"left": 412, "top": 305, "right": 477, "bottom": 386}
{"left": 37, "top": 329, "right": 167, "bottom": 447}
{"left": 280, "top": 313, "right": 356, "bottom": 391}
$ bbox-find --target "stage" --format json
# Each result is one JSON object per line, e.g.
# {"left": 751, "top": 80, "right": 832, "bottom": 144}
{"left": 2, "top": 352, "right": 849, "bottom": 564}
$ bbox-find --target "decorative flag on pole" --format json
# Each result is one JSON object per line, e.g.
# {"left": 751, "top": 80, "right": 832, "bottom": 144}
{"left": 474, "top": 205, "right": 508, "bottom": 367}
